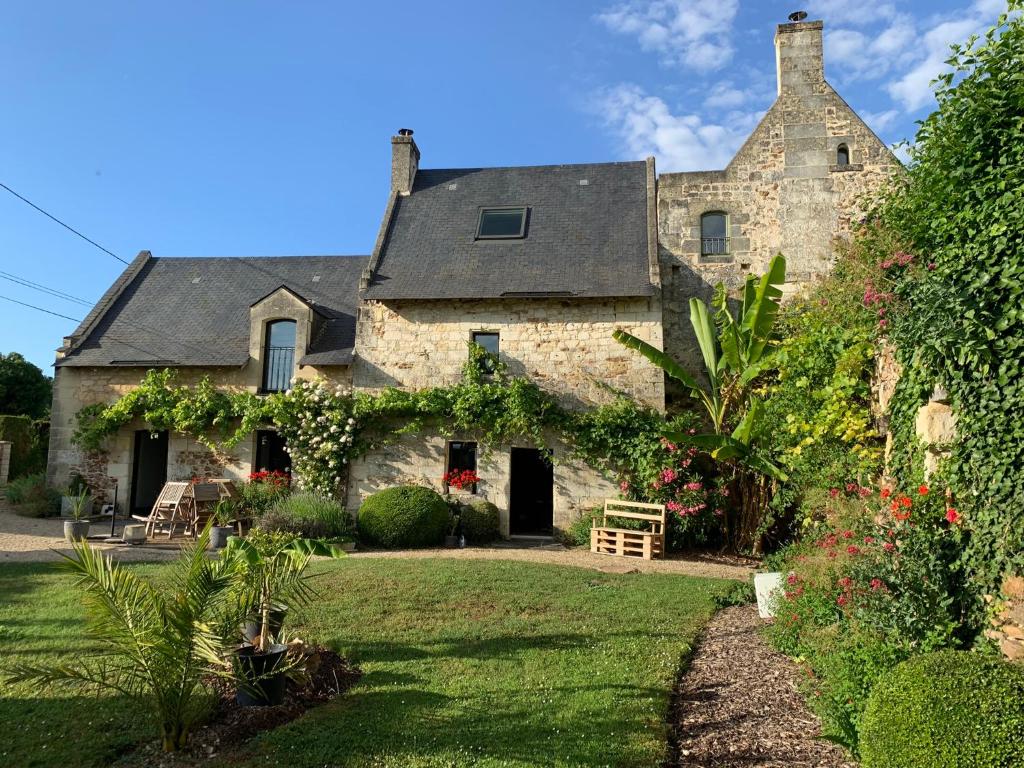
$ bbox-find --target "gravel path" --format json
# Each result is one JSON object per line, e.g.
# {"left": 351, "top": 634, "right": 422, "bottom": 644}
{"left": 0, "top": 502, "right": 753, "bottom": 579}
{"left": 670, "top": 605, "right": 857, "bottom": 767}
{"left": 0, "top": 503, "right": 180, "bottom": 562}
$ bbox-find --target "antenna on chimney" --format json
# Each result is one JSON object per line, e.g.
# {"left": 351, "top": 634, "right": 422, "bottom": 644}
{"left": 788, "top": 10, "right": 808, "bottom": 21}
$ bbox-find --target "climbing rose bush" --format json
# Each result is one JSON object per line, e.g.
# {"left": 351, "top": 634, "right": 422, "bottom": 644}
{"left": 269, "top": 379, "right": 358, "bottom": 496}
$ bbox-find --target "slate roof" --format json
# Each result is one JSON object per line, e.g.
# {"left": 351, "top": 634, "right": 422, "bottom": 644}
{"left": 362, "top": 161, "right": 656, "bottom": 300}
{"left": 59, "top": 255, "right": 368, "bottom": 368}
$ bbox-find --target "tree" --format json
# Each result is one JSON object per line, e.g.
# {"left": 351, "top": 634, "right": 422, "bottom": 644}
{"left": 0, "top": 352, "right": 52, "bottom": 419}
{"left": 614, "top": 254, "right": 788, "bottom": 552}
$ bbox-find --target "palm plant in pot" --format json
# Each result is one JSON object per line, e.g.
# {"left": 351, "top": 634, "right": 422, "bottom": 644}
{"left": 63, "top": 488, "right": 92, "bottom": 542}
{"left": 208, "top": 499, "right": 237, "bottom": 550}
{"left": 223, "top": 531, "right": 344, "bottom": 706}
{"left": 4, "top": 526, "right": 249, "bottom": 752}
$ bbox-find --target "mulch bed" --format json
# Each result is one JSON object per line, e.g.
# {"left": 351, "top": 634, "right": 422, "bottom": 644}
{"left": 122, "top": 646, "right": 361, "bottom": 766}
{"left": 667, "top": 605, "right": 857, "bottom": 768}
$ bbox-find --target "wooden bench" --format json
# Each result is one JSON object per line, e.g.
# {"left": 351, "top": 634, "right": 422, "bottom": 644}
{"left": 590, "top": 499, "right": 667, "bottom": 560}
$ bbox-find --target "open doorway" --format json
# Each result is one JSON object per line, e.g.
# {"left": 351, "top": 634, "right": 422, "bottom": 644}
{"left": 254, "top": 430, "right": 291, "bottom": 476}
{"left": 509, "top": 447, "right": 553, "bottom": 536}
{"left": 130, "top": 430, "right": 168, "bottom": 516}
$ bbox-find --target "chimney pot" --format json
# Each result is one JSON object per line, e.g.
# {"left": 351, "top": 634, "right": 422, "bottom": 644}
{"left": 788, "top": 10, "right": 808, "bottom": 22}
{"left": 397, "top": 128, "right": 414, "bottom": 137}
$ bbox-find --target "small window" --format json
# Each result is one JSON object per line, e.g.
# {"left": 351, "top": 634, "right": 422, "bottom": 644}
{"left": 262, "top": 319, "right": 296, "bottom": 393}
{"left": 836, "top": 144, "right": 850, "bottom": 166}
{"left": 471, "top": 331, "right": 499, "bottom": 373}
{"left": 445, "top": 441, "right": 478, "bottom": 492}
{"left": 477, "top": 207, "right": 527, "bottom": 239}
{"left": 700, "top": 212, "right": 729, "bottom": 256}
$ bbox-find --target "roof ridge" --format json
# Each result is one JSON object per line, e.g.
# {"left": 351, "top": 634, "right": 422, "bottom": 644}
{"left": 418, "top": 160, "right": 647, "bottom": 173}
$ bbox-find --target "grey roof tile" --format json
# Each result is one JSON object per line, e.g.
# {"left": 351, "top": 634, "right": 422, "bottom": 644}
{"left": 59, "top": 255, "right": 367, "bottom": 368}
{"left": 362, "top": 161, "right": 655, "bottom": 300}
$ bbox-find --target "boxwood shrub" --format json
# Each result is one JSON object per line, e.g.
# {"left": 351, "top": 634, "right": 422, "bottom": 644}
{"left": 357, "top": 485, "right": 450, "bottom": 548}
{"left": 860, "top": 649, "right": 1024, "bottom": 768}
{"left": 458, "top": 499, "right": 501, "bottom": 543}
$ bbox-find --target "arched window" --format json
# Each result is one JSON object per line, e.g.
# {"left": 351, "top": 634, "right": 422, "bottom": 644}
{"left": 836, "top": 144, "right": 850, "bottom": 166}
{"left": 700, "top": 212, "right": 729, "bottom": 256}
{"left": 262, "top": 320, "right": 296, "bottom": 393}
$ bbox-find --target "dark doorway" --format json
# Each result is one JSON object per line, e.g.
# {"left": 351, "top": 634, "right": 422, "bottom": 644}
{"left": 130, "top": 430, "right": 168, "bottom": 515}
{"left": 509, "top": 447, "right": 553, "bottom": 536}
{"left": 255, "top": 430, "right": 291, "bottom": 475}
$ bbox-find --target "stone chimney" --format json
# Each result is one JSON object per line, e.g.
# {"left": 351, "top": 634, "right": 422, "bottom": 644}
{"left": 775, "top": 15, "right": 824, "bottom": 96}
{"left": 391, "top": 128, "right": 420, "bottom": 196}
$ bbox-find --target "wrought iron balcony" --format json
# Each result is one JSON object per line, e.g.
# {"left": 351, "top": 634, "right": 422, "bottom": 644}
{"left": 701, "top": 236, "right": 731, "bottom": 256}
{"left": 261, "top": 346, "right": 295, "bottom": 393}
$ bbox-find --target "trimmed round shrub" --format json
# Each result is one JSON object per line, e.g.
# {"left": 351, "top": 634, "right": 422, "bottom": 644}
{"left": 357, "top": 485, "right": 450, "bottom": 548}
{"left": 860, "top": 650, "right": 1024, "bottom": 768}
{"left": 459, "top": 499, "right": 500, "bottom": 543}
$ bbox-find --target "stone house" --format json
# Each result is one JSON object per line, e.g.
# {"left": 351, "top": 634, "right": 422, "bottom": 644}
{"left": 46, "top": 16, "right": 897, "bottom": 535}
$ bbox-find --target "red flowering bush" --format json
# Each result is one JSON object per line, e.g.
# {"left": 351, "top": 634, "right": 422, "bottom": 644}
{"left": 767, "top": 483, "right": 975, "bottom": 752}
{"left": 442, "top": 469, "right": 479, "bottom": 491}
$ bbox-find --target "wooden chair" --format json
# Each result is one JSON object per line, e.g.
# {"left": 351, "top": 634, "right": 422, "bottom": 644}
{"left": 590, "top": 500, "right": 667, "bottom": 560}
{"left": 134, "top": 482, "right": 193, "bottom": 539}
{"left": 189, "top": 482, "right": 222, "bottom": 537}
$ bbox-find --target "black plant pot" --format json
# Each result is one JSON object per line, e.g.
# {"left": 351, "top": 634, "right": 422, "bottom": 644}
{"left": 235, "top": 643, "right": 288, "bottom": 706}
{"left": 242, "top": 604, "right": 289, "bottom": 645}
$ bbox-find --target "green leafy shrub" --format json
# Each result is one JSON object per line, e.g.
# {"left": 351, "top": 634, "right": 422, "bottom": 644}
{"left": 860, "top": 650, "right": 1024, "bottom": 768}
{"left": 256, "top": 492, "right": 355, "bottom": 541}
{"left": 559, "top": 508, "right": 603, "bottom": 547}
{"left": 357, "top": 485, "right": 450, "bottom": 548}
{"left": 0, "top": 415, "right": 46, "bottom": 480}
{"left": 238, "top": 471, "right": 291, "bottom": 517}
{"left": 4, "top": 473, "right": 59, "bottom": 517}
{"left": 458, "top": 499, "right": 500, "bottom": 543}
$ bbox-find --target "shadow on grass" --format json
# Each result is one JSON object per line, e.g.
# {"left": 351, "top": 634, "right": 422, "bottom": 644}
{"left": 0, "top": 693, "right": 149, "bottom": 768}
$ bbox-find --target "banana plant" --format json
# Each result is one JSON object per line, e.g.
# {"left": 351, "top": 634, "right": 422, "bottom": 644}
{"left": 613, "top": 253, "right": 787, "bottom": 437}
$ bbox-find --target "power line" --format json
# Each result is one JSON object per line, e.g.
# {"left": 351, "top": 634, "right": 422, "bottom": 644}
{"left": 0, "top": 181, "right": 129, "bottom": 265}
{"left": 0, "top": 270, "right": 93, "bottom": 307}
{"left": 0, "top": 294, "right": 82, "bottom": 323}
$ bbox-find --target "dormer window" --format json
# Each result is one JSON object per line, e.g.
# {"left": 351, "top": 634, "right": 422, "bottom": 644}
{"left": 836, "top": 144, "right": 850, "bottom": 166}
{"left": 477, "top": 207, "right": 527, "bottom": 239}
{"left": 262, "top": 319, "right": 296, "bottom": 393}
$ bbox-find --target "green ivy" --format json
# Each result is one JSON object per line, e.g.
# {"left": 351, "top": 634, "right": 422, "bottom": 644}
{"left": 871, "top": 5, "right": 1024, "bottom": 592}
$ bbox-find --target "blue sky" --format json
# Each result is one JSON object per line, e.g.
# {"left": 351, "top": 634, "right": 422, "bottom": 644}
{"left": 1, "top": 0, "right": 1007, "bottom": 372}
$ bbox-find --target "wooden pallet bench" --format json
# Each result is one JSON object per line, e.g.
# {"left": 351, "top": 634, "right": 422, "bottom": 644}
{"left": 590, "top": 499, "right": 667, "bottom": 560}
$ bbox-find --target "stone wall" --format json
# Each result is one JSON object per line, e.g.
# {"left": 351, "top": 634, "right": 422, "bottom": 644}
{"left": 350, "top": 295, "right": 664, "bottom": 528}
{"left": 353, "top": 296, "right": 665, "bottom": 410}
{"left": 657, "top": 20, "right": 900, "bottom": 370}
{"left": 46, "top": 363, "right": 350, "bottom": 508}
{"left": 347, "top": 431, "right": 614, "bottom": 535}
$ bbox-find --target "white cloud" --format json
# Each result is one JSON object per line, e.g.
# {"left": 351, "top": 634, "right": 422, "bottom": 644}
{"left": 862, "top": 108, "right": 901, "bottom": 132}
{"left": 820, "top": 0, "right": 1005, "bottom": 112}
{"left": 596, "top": 0, "right": 740, "bottom": 71}
{"left": 809, "top": 0, "right": 899, "bottom": 26}
{"left": 824, "top": 13, "right": 916, "bottom": 81}
{"left": 594, "top": 84, "right": 760, "bottom": 171}
{"left": 887, "top": 15, "right": 985, "bottom": 110}
{"left": 703, "top": 81, "right": 753, "bottom": 110}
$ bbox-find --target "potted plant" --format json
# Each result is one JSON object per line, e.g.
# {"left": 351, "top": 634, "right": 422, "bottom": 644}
{"left": 63, "top": 489, "right": 92, "bottom": 542}
{"left": 445, "top": 508, "right": 461, "bottom": 549}
{"left": 61, "top": 473, "right": 92, "bottom": 518}
{"left": 208, "top": 499, "right": 237, "bottom": 550}
{"left": 223, "top": 531, "right": 344, "bottom": 706}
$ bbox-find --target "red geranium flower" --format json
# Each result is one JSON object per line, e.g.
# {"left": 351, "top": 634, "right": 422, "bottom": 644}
{"left": 883, "top": 541, "right": 895, "bottom": 552}
{"left": 918, "top": 484, "right": 929, "bottom": 495}
{"left": 946, "top": 508, "right": 961, "bottom": 525}
{"left": 870, "top": 578, "right": 884, "bottom": 591}
{"left": 880, "top": 488, "right": 892, "bottom": 499}
{"left": 847, "top": 545, "right": 860, "bottom": 555}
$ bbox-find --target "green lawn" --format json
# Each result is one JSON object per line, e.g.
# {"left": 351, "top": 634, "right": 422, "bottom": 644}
{"left": 0, "top": 558, "right": 735, "bottom": 767}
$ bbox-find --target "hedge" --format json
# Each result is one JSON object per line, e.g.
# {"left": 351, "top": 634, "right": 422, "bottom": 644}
{"left": 860, "top": 649, "right": 1024, "bottom": 768}
{"left": 357, "top": 485, "right": 450, "bottom": 549}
